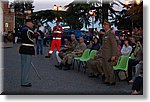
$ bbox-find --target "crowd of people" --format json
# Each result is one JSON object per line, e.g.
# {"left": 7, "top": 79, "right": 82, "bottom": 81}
{"left": 17, "top": 18, "right": 143, "bottom": 95}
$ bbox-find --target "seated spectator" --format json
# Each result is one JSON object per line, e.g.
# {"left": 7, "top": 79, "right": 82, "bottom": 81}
{"left": 127, "top": 41, "right": 143, "bottom": 82}
{"left": 121, "top": 39, "right": 132, "bottom": 56}
{"left": 60, "top": 37, "right": 71, "bottom": 52}
{"left": 86, "top": 40, "right": 93, "bottom": 49}
{"left": 131, "top": 70, "right": 143, "bottom": 95}
{"left": 87, "top": 53, "right": 103, "bottom": 78}
{"left": 129, "top": 61, "right": 143, "bottom": 83}
{"left": 132, "top": 26, "right": 143, "bottom": 41}
{"left": 56, "top": 37, "right": 86, "bottom": 70}
{"left": 116, "top": 36, "right": 121, "bottom": 53}
{"left": 55, "top": 34, "right": 78, "bottom": 67}
{"left": 90, "top": 37, "right": 100, "bottom": 51}
{"left": 130, "top": 37, "right": 136, "bottom": 54}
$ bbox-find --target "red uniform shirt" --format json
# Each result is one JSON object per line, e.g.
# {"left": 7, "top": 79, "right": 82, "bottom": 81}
{"left": 52, "top": 26, "right": 63, "bottom": 38}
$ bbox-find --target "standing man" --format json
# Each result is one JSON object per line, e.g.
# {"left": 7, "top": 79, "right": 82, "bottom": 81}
{"left": 45, "top": 20, "right": 63, "bottom": 58}
{"left": 100, "top": 19, "right": 120, "bottom": 85}
{"left": 19, "top": 19, "right": 35, "bottom": 87}
{"left": 35, "top": 22, "right": 45, "bottom": 55}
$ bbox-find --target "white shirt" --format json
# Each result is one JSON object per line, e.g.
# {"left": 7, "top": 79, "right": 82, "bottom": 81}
{"left": 121, "top": 45, "right": 132, "bottom": 56}
{"left": 38, "top": 26, "right": 45, "bottom": 33}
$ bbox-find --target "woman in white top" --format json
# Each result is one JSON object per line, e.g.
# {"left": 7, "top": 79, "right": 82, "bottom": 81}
{"left": 121, "top": 39, "right": 132, "bottom": 56}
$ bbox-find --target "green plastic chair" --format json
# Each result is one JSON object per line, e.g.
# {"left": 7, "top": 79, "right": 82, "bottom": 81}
{"left": 113, "top": 55, "right": 129, "bottom": 81}
{"left": 80, "top": 50, "right": 97, "bottom": 62}
{"left": 129, "top": 53, "right": 136, "bottom": 60}
{"left": 78, "top": 50, "right": 97, "bottom": 73}
{"left": 129, "top": 47, "right": 141, "bottom": 60}
{"left": 72, "top": 49, "right": 90, "bottom": 70}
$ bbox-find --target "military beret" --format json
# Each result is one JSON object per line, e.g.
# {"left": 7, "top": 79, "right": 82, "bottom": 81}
{"left": 103, "top": 19, "right": 111, "bottom": 25}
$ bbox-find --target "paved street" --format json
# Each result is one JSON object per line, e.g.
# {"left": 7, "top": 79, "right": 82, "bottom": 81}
{"left": 2, "top": 44, "right": 132, "bottom": 95}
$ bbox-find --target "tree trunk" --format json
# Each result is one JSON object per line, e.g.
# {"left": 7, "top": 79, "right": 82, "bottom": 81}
{"left": 102, "top": 3, "right": 109, "bottom": 24}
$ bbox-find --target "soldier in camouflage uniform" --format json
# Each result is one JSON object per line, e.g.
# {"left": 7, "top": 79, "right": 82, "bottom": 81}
{"left": 87, "top": 43, "right": 105, "bottom": 79}
{"left": 100, "top": 20, "right": 120, "bottom": 85}
{"left": 58, "top": 34, "right": 78, "bottom": 59}
{"left": 87, "top": 19, "right": 120, "bottom": 86}
{"left": 60, "top": 37, "right": 86, "bottom": 70}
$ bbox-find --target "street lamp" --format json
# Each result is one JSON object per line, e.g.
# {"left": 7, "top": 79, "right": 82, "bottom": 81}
{"left": 136, "top": 0, "right": 141, "bottom": 5}
{"left": 125, "top": 0, "right": 141, "bottom": 6}
{"left": 125, "top": 0, "right": 130, "bottom": 6}
{"left": 53, "top": 5, "right": 62, "bottom": 21}
{"left": 53, "top": 5, "right": 62, "bottom": 11}
{"left": 89, "top": 10, "right": 96, "bottom": 29}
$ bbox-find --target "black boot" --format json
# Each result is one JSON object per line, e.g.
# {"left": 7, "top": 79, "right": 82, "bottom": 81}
{"left": 63, "top": 64, "right": 71, "bottom": 71}
{"left": 88, "top": 73, "right": 99, "bottom": 78}
{"left": 101, "top": 74, "right": 106, "bottom": 82}
{"left": 55, "top": 63, "right": 62, "bottom": 70}
{"left": 45, "top": 54, "right": 51, "bottom": 58}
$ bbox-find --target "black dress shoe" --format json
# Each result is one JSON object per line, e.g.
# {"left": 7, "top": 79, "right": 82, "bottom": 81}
{"left": 63, "top": 67, "right": 71, "bottom": 71}
{"left": 55, "top": 64, "right": 62, "bottom": 70}
{"left": 103, "top": 82, "right": 109, "bottom": 84}
{"left": 45, "top": 54, "right": 51, "bottom": 58}
{"left": 55, "top": 64, "right": 60, "bottom": 68}
{"left": 88, "top": 74, "right": 99, "bottom": 78}
{"left": 101, "top": 74, "right": 105, "bottom": 82}
{"left": 21, "top": 83, "right": 32, "bottom": 87}
{"left": 107, "top": 82, "right": 116, "bottom": 86}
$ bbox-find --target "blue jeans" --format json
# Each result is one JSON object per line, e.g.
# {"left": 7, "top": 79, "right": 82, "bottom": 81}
{"left": 21, "top": 54, "right": 32, "bottom": 85}
{"left": 36, "top": 39, "right": 43, "bottom": 55}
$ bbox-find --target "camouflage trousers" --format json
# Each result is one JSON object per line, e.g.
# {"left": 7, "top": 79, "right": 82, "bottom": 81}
{"left": 101, "top": 58, "right": 115, "bottom": 84}
{"left": 87, "top": 58, "right": 103, "bottom": 76}
{"left": 87, "top": 58, "right": 115, "bottom": 83}
{"left": 62, "top": 53, "right": 79, "bottom": 65}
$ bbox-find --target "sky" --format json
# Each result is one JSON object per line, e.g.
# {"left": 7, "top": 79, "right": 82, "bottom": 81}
{"left": 7, "top": 0, "right": 125, "bottom": 30}
{"left": 8, "top": 0, "right": 74, "bottom": 11}
{"left": 33, "top": 0, "right": 74, "bottom": 12}
{"left": 8, "top": 0, "right": 125, "bottom": 12}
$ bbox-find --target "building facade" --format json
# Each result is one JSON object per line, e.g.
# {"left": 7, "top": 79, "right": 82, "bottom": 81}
{"left": 0, "top": 1, "right": 3, "bottom": 35}
{"left": 1, "top": 0, "right": 15, "bottom": 33}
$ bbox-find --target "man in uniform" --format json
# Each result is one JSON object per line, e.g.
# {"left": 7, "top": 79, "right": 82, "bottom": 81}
{"left": 45, "top": 20, "right": 63, "bottom": 58}
{"left": 87, "top": 19, "right": 120, "bottom": 86}
{"left": 58, "top": 37, "right": 86, "bottom": 70}
{"left": 19, "top": 19, "right": 35, "bottom": 87}
{"left": 87, "top": 50, "right": 104, "bottom": 78}
{"left": 100, "top": 19, "right": 120, "bottom": 85}
{"left": 55, "top": 34, "right": 78, "bottom": 68}
{"left": 58, "top": 34, "right": 78, "bottom": 59}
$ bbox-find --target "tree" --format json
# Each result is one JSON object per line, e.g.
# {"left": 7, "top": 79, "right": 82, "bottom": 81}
{"left": 87, "top": 0, "right": 121, "bottom": 24}
{"left": 113, "top": 0, "right": 143, "bottom": 30}
{"left": 65, "top": 0, "right": 121, "bottom": 29}
{"left": 32, "top": 10, "right": 67, "bottom": 26}
{"left": 64, "top": 0, "right": 90, "bottom": 29}
{"left": 10, "top": 0, "right": 34, "bottom": 28}
{"left": 126, "top": 1, "right": 143, "bottom": 27}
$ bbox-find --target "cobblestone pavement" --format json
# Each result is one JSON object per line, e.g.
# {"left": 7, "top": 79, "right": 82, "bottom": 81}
{"left": 2, "top": 44, "right": 132, "bottom": 95}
